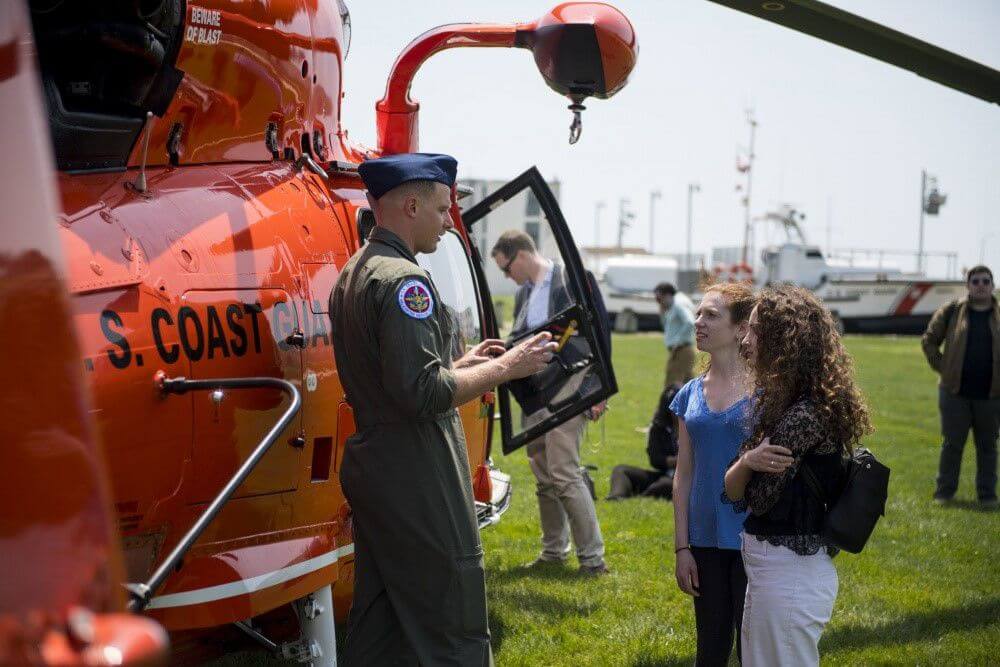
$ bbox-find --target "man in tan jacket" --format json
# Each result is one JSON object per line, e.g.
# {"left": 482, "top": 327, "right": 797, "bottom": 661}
{"left": 922, "top": 265, "right": 1000, "bottom": 507}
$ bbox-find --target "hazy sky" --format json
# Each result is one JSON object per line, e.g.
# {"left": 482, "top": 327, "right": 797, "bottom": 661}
{"left": 339, "top": 1, "right": 1000, "bottom": 277}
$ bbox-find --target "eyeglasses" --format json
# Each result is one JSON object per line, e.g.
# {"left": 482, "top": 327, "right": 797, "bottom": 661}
{"left": 970, "top": 277, "right": 993, "bottom": 286}
{"left": 500, "top": 253, "right": 517, "bottom": 276}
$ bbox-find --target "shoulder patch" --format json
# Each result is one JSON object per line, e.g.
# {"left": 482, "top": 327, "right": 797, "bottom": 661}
{"left": 397, "top": 279, "right": 434, "bottom": 319}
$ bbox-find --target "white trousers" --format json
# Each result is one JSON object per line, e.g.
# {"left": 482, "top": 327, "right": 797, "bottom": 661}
{"left": 740, "top": 533, "right": 838, "bottom": 667}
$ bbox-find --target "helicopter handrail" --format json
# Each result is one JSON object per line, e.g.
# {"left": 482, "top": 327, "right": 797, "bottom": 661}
{"left": 127, "top": 373, "right": 302, "bottom": 612}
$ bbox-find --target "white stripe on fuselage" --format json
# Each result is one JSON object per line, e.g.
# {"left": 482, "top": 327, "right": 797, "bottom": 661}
{"left": 146, "top": 543, "right": 355, "bottom": 610}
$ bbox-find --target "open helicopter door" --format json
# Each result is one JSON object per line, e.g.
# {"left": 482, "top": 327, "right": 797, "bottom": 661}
{"left": 462, "top": 167, "right": 617, "bottom": 454}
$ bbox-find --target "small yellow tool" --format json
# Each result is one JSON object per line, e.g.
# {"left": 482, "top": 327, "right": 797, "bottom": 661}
{"left": 555, "top": 319, "right": 577, "bottom": 352}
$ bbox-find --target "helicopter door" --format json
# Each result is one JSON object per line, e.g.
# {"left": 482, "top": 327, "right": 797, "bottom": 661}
{"left": 461, "top": 167, "right": 618, "bottom": 454}
{"left": 417, "top": 231, "right": 491, "bottom": 474}
{"left": 184, "top": 289, "right": 303, "bottom": 504}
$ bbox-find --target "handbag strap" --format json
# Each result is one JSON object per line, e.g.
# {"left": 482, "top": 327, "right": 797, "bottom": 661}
{"left": 799, "top": 461, "right": 829, "bottom": 509}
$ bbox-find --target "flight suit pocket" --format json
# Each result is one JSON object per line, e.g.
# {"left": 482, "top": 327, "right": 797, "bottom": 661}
{"left": 451, "top": 549, "right": 488, "bottom": 636}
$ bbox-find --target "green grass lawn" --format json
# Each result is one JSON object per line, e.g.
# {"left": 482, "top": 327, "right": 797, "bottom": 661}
{"left": 481, "top": 333, "right": 1000, "bottom": 666}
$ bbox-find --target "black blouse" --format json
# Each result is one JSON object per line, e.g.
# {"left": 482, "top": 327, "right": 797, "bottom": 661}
{"left": 725, "top": 399, "right": 847, "bottom": 556}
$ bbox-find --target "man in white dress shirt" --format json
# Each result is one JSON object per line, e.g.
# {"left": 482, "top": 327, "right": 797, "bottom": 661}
{"left": 491, "top": 230, "right": 609, "bottom": 576}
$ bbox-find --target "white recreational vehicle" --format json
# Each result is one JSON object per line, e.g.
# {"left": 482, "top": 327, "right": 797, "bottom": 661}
{"left": 594, "top": 254, "right": 680, "bottom": 332}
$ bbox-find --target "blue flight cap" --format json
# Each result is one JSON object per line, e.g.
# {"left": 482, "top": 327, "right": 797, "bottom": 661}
{"left": 358, "top": 152, "right": 458, "bottom": 200}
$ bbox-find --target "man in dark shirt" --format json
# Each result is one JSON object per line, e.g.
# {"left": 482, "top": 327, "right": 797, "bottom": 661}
{"left": 922, "top": 265, "right": 1000, "bottom": 507}
{"left": 607, "top": 386, "right": 679, "bottom": 500}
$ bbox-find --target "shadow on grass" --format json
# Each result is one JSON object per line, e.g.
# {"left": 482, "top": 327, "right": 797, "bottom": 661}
{"left": 488, "top": 562, "right": 589, "bottom": 584}
{"left": 487, "top": 587, "right": 599, "bottom": 660}
{"left": 487, "top": 563, "right": 604, "bottom": 656}
{"left": 501, "top": 586, "right": 599, "bottom": 618}
{"left": 630, "top": 655, "right": 695, "bottom": 667}
{"left": 938, "top": 499, "right": 999, "bottom": 513}
{"left": 487, "top": 606, "right": 507, "bottom": 655}
{"left": 821, "top": 597, "right": 1000, "bottom": 653}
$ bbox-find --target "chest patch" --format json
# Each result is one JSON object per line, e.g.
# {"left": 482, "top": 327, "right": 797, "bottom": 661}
{"left": 398, "top": 279, "right": 434, "bottom": 319}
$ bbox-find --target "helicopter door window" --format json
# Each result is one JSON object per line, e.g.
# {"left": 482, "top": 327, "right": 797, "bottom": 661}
{"left": 416, "top": 230, "right": 484, "bottom": 361}
{"left": 461, "top": 167, "right": 617, "bottom": 454}
{"left": 28, "top": 2, "right": 186, "bottom": 170}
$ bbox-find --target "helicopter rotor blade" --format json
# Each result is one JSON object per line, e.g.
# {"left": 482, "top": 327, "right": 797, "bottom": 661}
{"left": 705, "top": 0, "right": 1000, "bottom": 105}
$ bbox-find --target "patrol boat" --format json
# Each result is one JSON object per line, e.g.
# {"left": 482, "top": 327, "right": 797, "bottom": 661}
{"left": 750, "top": 206, "right": 965, "bottom": 334}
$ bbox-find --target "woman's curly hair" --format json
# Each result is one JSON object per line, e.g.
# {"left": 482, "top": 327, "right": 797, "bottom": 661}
{"left": 748, "top": 285, "right": 872, "bottom": 453}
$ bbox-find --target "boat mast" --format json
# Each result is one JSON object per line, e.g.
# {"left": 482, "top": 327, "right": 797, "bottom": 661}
{"left": 740, "top": 109, "right": 757, "bottom": 266}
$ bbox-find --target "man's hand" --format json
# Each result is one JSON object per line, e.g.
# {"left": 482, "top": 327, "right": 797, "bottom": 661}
{"left": 454, "top": 338, "right": 506, "bottom": 369}
{"left": 586, "top": 400, "right": 608, "bottom": 420}
{"left": 450, "top": 332, "right": 555, "bottom": 407}
{"left": 500, "top": 331, "right": 557, "bottom": 381}
{"left": 741, "top": 437, "right": 794, "bottom": 474}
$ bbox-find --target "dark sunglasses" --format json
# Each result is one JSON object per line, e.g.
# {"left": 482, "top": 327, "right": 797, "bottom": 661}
{"left": 970, "top": 277, "right": 993, "bottom": 286}
{"left": 500, "top": 253, "right": 517, "bottom": 275}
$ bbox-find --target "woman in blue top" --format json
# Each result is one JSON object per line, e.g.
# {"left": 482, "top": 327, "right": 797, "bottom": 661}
{"left": 671, "top": 281, "right": 754, "bottom": 666}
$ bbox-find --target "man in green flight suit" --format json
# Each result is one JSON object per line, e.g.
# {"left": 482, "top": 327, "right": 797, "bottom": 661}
{"left": 330, "top": 153, "right": 557, "bottom": 665}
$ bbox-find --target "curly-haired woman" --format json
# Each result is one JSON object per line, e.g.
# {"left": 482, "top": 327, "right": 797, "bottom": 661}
{"left": 724, "top": 285, "right": 873, "bottom": 666}
{"left": 670, "top": 281, "right": 755, "bottom": 666}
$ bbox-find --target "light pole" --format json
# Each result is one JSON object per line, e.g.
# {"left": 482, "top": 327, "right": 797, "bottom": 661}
{"left": 617, "top": 198, "right": 634, "bottom": 250}
{"left": 593, "top": 201, "right": 605, "bottom": 248}
{"left": 918, "top": 169, "right": 926, "bottom": 275}
{"left": 686, "top": 183, "right": 700, "bottom": 270}
{"left": 918, "top": 170, "right": 947, "bottom": 275}
{"left": 649, "top": 190, "right": 662, "bottom": 254}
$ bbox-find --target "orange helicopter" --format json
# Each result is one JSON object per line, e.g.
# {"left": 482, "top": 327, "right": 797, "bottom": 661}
{"left": 3, "top": 0, "right": 998, "bottom": 665}
{"left": 1, "top": 3, "right": 168, "bottom": 663}
{"left": 4, "top": 0, "right": 636, "bottom": 663}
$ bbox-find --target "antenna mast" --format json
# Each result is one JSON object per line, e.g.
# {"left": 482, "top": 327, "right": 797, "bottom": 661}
{"left": 740, "top": 109, "right": 757, "bottom": 266}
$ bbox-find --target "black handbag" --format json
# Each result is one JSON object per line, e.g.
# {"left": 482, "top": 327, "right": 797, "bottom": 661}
{"left": 801, "top": 448, "right": 890, "bottom": 554}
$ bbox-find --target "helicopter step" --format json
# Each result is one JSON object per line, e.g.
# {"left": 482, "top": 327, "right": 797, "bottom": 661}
{"left": 283, "top": 585, "right": 337, "bottom": 666}
{"left": 232, "top": 584, "right": 338, "bottom": 666}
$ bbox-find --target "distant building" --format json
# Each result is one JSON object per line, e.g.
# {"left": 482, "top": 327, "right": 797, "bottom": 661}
{"left": 459, "top": 177, "right": 561, "bottom": 296}
{"left": 711, "top": 246, "right": 744, "bottom": 268}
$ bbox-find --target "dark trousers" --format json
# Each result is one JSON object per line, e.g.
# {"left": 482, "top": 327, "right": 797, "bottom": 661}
{"left": 343, "top": 522, "right": 493, "bottom": 667}
{"left": 690, "top": 546, "right": 746, "bottom": 667}
{"left": 936, "top": 387, "right": 1000, "bottom": 501}
{"left": 607, "top": 465, "right": 674, "bottom": 499}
